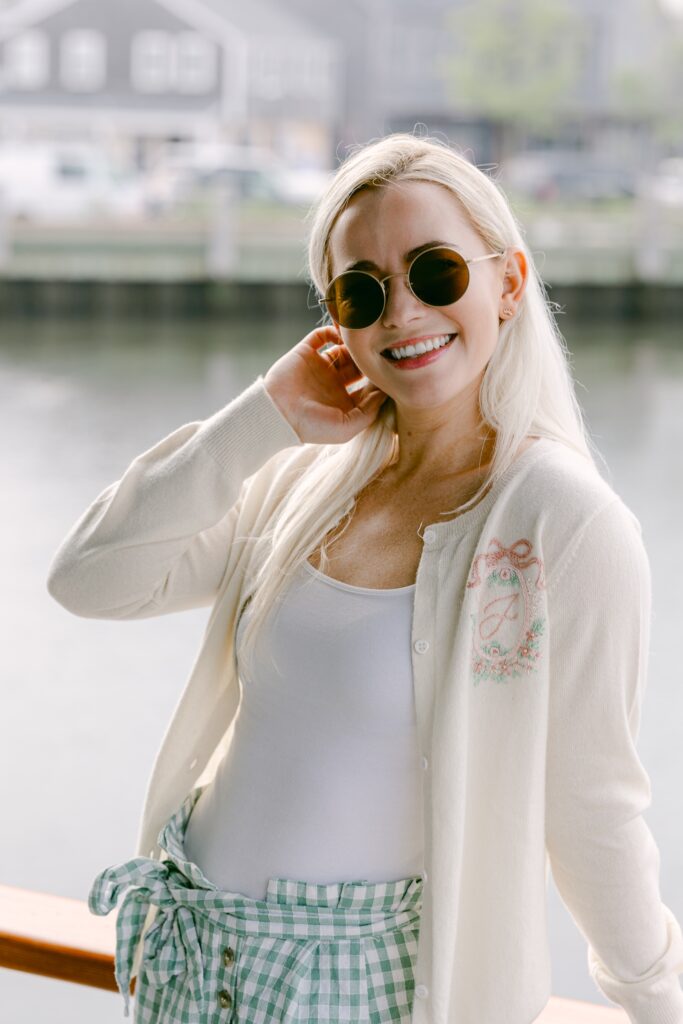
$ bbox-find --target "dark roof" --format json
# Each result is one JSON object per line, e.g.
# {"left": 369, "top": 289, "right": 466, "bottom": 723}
{"left": 0, "top": 0, "right": 332, "bottom": 43}
{"left": 195, "top": 0, "right": 331, "bottom": 42}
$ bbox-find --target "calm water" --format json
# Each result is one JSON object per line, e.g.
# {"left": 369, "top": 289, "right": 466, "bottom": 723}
{"left": 1, "top": 313, "right": 682, "bottom": 1022}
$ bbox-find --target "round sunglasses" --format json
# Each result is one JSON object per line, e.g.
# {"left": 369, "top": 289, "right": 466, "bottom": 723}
{"left": 321, "top": 244, "right": 505, "bottom": 330}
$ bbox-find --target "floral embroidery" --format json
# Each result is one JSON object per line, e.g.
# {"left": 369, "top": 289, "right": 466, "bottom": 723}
{"left": 466, "top": 538, "right": 546, "bottom": 686}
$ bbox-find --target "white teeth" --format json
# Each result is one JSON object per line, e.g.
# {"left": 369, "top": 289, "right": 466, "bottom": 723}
{"left": 388, "top": 334, "right": 454, "bottom": 360}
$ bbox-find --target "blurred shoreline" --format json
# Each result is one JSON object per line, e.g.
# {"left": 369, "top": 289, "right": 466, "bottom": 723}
{"left": 0, "top": 196, "right": 680, "bottom": 318}
{"left": 0, "top": 281, "right": 681, "bottom": 320}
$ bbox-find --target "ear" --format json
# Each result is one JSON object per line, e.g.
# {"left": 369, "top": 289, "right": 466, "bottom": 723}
{"left": 499, "top": 249, "right": 528, "bottom": 318}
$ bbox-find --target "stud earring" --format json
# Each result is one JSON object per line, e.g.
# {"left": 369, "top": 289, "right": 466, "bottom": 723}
{"left": 502, "top": 307, "right": 514, "bottom": 317}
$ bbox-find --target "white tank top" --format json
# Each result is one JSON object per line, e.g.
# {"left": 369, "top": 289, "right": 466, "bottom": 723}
{"left": 183, "top": 558, "right": 424, "bottom": 898}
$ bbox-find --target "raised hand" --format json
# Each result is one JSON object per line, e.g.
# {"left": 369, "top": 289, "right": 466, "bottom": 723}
{"left": 263, "top": 326, "right": 389, "bottom": 444}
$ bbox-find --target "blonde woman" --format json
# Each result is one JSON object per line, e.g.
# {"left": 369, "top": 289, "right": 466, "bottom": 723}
{"left": 47, "top": 133, "right": 683, "bottom": 1024}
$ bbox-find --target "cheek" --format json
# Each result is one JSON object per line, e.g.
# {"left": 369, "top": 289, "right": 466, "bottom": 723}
{"left": 451, "top": 288, "right": 500, "bottom": 335}
{"left": 339, "top": 331, "right": 371, "bottom": 368}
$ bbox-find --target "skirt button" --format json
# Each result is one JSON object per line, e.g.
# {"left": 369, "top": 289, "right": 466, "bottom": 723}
{"left": 218, "top": 989, "right": 232, "bottom": 1008}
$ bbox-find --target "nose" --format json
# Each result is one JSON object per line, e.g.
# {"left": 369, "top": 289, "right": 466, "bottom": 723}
{"left": 380, "top": 272, "right": 424, "bottom": 329}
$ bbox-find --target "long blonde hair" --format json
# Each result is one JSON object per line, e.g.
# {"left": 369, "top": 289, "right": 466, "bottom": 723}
{"left": 237, "top": 131, "right": 601, "bottom": 677}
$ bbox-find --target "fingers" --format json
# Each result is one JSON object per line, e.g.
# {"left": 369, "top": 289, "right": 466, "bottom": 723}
{"left": 351, "top": 383, "right": 389, "bottom": 414}
{"left": 302, "top": 326, "right": 363, "bottom": 370}
{"left": 304, "top": 325, "right": 343, "bottom": 352}
{"left": 303, "top": 327, "right": 359, "bottom": 372}
{"left": 323, "top": 344, "right": 356, "bottom": 371}
{"left": 319, "top": 344, "right": 366, "bottom": 386}
{"left": 304, "top": 330, "right": 387, "bottom": 417}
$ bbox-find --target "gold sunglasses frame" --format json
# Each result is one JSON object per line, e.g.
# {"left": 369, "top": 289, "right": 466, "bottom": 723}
{"left": 320, "top": 244, "right": 506, "bottom": 329}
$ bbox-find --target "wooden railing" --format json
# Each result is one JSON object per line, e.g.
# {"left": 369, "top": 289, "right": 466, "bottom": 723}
{"left": 0, "top": 883, "right": 630, "bottom": 1021}
{"left": 0, "top": 883, "right": 128, "bottom": 993}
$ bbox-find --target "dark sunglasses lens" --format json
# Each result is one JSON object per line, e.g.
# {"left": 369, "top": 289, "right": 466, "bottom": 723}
{"left": 325, "top": 271, "right": 384, "bottom": 329}
{"left": 410, "top": 247, "right": 469, "bottom": 306}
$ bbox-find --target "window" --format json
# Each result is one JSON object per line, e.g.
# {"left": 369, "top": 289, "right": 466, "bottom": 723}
{"left": 176, "top": 32, "right": 215, "bottom": 94}
{"left": 131, "top": 31, "right": 216, "bottom": 94}
{"left": 289, "top": 47, "right": 330, "bottom": 95}
{"left": 251, "top": 42, "right": 283, "bottom": 100}
{"left": 131, "top": 31, "right": 173, "bottom": 93}
{"left": 60, "top": 30, "right": 106, "bottom": 92}
{"left": 3, "top": 30, "right": 49, "bottom": 90}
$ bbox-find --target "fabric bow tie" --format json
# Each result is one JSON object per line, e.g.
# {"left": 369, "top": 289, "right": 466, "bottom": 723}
{"left": 89, "top": 857, "right": 208, "bottom": 1022}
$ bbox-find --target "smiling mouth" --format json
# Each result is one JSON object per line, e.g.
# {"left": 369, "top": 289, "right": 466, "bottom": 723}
{"left": 381, "top": 333, "right": 458, "bottom": 361}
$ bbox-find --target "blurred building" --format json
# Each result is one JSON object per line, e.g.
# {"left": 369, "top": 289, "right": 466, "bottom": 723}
{"left": 0, "top": 0, "right": 679, "bottom": 174}
{"left": 0, "top": 0, "right": 342, "bottom": 169}
{"left": 287, "top": 0, "right": 683, "bottom": 167}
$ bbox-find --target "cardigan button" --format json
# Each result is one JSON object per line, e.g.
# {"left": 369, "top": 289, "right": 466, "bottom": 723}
{"left": 421, "top": 755, "right": 429, "bottom": 770}
{"left": 415, "top": 984, "right": 429, "bottom": 999}
{"left": 414, "top": 639, "right": 430, "bottom": 654}
{"left": 422, "top": 528, "right": 437, "bottom": 545}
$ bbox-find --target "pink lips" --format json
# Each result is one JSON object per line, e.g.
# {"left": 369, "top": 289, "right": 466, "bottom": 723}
{"left": 383, "top": 333, "right": 453, "bottom": 353}
{"left": 383, "top": 335, "right": 457, "bottom": 369}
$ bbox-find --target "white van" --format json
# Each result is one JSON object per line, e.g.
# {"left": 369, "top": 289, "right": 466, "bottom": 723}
{"left": 144, "top": 142, "right": 332, "bottom": 213}
{"left": 0, "top": 141, "right": 145, "bottom": 221}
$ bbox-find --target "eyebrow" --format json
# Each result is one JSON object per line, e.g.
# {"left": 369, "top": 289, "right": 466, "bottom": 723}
{"left": 340, "top": 239, "right": 455, "bottom": 274}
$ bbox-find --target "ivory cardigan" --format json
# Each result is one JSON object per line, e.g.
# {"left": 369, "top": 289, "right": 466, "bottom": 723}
{"left": 46, "top": 375, "right": 683, "bottom": 1024}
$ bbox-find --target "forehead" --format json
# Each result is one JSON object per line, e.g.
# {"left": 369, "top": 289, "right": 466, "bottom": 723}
{"left": 328, "top": 180, "right": 478, "bottom": 275}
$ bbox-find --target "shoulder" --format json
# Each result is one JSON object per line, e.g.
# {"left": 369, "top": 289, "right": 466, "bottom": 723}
{"left": 493, "top": 437, "right": 621, "bottom": 529}
{"left": 238, "top": 442, "right": 327, "bottom": 524}
{"left": 493, "top": 437, "right": 647, "bottom": 591}
{"left": 517, "top": 437, "right": 617, "bottom": 517}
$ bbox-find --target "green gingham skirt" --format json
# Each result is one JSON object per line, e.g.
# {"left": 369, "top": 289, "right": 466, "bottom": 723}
{"left": 88, "top": 785, "right": 424, "bottom": 1023}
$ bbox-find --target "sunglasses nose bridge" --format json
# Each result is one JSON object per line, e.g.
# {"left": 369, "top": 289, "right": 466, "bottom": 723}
{"left": 378, "top": 270, "right": 423, "bottom": 323}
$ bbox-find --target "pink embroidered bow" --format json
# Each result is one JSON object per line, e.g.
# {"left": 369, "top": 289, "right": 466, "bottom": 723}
{"left": 466, "top": 538, "right": 545, "bottom": 590}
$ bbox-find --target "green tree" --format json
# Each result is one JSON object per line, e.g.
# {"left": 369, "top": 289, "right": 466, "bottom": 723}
{"left": 608, "top": 27, "right": 683, "bottom": 149}
{"left": 441, "top": 0, "right": 586, "bottom": 149}
{"left": 631, "top": 34, "right": 683, "bottom": 149}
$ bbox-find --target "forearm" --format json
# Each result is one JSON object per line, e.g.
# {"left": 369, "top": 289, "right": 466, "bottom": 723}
{"left": 46, "top": 376, "right": 302, "bottom": 618}
{"left": 545, "top": 498, "right": 683, "bottom": 1023}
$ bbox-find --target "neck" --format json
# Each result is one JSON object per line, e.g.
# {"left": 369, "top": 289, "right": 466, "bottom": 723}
{"left": 389, "top": 395, "right": 496, "bottom": 484}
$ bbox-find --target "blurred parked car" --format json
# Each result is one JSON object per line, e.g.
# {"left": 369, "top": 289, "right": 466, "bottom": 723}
{"left": 0, "top": 141, "right": 146, "bottom": 221}
{"left": 268, "top": 165, "right": 333, "bottom": 205}
{"left": 638, "top": 157, "right": 683, "bottom": 206}
{"left": 499, "top": 150, "right": 637, "bottom": 202}
{"left": 143, "top": 143, "right": 331, "bottom": 214}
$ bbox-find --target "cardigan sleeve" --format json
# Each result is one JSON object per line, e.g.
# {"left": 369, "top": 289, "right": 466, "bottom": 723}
{"left": 46, "top": 376, "right": 303, "bottom": 619}
{"left": 545, "top": 497, "right": 683, "bottom": 1024}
